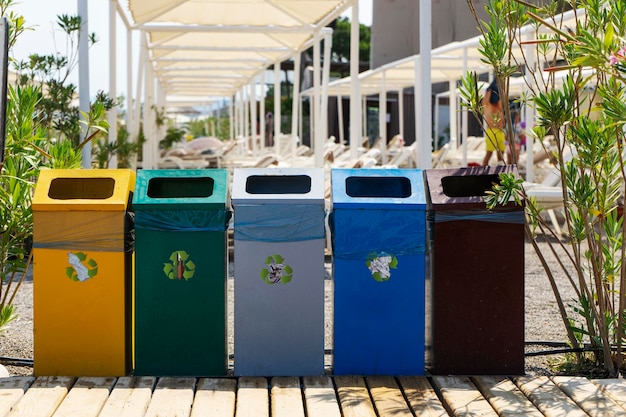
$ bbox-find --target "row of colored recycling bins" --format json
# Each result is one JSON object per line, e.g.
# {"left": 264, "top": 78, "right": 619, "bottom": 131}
{"left": 32, "top": 166, "right": 525, "bottom": 377}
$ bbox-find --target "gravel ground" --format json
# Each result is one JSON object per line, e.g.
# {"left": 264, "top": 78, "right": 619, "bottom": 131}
{"left": 0, "top": 238, "right": 579, "bottom": 377}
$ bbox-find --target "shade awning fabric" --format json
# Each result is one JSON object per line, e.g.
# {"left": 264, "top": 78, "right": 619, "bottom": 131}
{"left": 124, "top": 0, "right": 356, "bottom": 102}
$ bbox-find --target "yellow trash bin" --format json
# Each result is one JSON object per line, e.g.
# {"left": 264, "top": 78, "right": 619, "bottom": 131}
{"left": 32, "top": 169, "right": 135, "bottom": 376}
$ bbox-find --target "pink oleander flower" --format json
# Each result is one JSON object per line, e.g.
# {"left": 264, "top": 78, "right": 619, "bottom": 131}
{"left": 610, "top": 47, "right": 626, "bottom": 65}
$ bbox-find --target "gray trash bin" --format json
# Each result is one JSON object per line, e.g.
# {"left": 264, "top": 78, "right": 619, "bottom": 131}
{"left": 232, "top": 168, "right": 326, "bottom": 376}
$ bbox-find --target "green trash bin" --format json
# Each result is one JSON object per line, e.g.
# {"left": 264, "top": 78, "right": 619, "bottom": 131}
{"left": 132, "top": 169, "right": 230, "bottom": 376}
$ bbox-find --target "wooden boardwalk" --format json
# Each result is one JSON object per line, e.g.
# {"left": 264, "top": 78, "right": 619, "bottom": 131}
{"left": 0, "top": 375, "right": 625, "bottom": 416}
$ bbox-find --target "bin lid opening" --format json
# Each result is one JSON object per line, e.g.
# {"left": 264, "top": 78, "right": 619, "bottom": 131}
{"left": 48, "top": 177, "right": 115, "bottom": 200}
{"left": 147, "top": 177, "right": 214, "bottom": 198}
{"left": 441, "top": 174, "right": 500, "bottom": 198}
{"left": 245, "top": 175, "right": 311, "bottom": 194}
{"left": 345, "top": 176, "right": 411, "bottom": 198}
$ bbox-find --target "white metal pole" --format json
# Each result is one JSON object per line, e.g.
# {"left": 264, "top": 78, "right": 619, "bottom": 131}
{"left": 142, "top": 65, "right": 155, "bottom": 169}
{"left": 260, "top": 75, "right": 266, "bottom": 151}
{"left": 399, "top": 89, "right": 404, "bottom": 139}
{"left": 349, "top": 3, "right": 361, "bottom": 159}
{"left": 242, "top": 88, "right": 247, "bottom": 148}
{"left": 249, "top": 81, "right": 257, "bottom": 153}
{"left": 108, "top": 0, "right": 118, "bottom": 168}
{"left": 524, "top": 31, "right": 536, "bottom": 182}
{"left": 462, "top": 47, "right": 469, "bottom": 165}
{"left": 449, "top": 79, "right": 458, "bottom": 150}
{"left": 133, "top": 33, "right": 146, "bottom": 159}
{"left": 379, "top": 72, "right": 387, "bottom": 164}
{"left": 313, "top": 32, "right": 322, "bottom": 167}
{"left": 274, "top": 62, "right": 281, "bottom": 152}
{"left": 362, "top": 95, "right": 366, "bottom": 146}
{"left": 291, "top": 53, "right": 301, "bottom": 139}
{"left": 434, "top": 93, "right": 440, "bottom": 151}
{"left": 229, "top": 95, "right": 234, "bottom": 140}
{"left": 238, "top": 90, "right": 244, "bottom": 141}
{"left": 126, "top": 18, "right": 133, "bottom": 144}
{"left": 78, "top": 0, "right": 91, "bottom": 168}
{"left": 319, "top": 30, "right": 332, "bottom": 166}
{"left": 337, "top": 86, "right": 345, "bottom": 145}
{"left": 418, "top": 0, "right": 432, "bottom": 169}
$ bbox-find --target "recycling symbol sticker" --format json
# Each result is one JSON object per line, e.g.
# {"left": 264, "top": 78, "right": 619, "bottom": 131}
{"left": 66, "top": 251, "right": 98, "bottom": 282}
{"left": 261, "top": 254, "right": 293, "bottom": 285}
{"left": 366, "top": 252, "right": 398, "bottom": 282}
{"left": 163, "top": 250, "right": 196, "bottom": 280}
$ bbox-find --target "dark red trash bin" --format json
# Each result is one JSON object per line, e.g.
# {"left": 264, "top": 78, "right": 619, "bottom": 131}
{"left": 424, "top": 165, "right": 525, "bottom": 375}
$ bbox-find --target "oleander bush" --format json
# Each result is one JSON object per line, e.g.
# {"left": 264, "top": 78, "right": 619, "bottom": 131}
{"left": 462, "top": 0, "right": 626, "bottom": 375}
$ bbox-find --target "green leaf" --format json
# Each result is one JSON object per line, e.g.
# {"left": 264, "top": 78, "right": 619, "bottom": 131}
{"left": 260, "top": 268, "right": 269, "bottom": 280}
{"left": 284, "top": 265, "right": 293, "bottom": 275}
{"left": 183, "top": 270, "right": 194, "bottom": 280}
{"left": 372, "top": 272, "right": 383, "bottom": 282}
{"left": 282, "top": 274, "right": 292, "bottom": 284}
{"left": 88, "top": 267, "right": 98, "bottom": 278}
{"left": 273, "top": 254, "right": 284, "bottom": 264}
{"left": 0, "top": 305, "right": 16, "bottom": 332}
{"left": 87, "top": 258, "right": 97, "bottom": 268}
{"left": 389, "top": 256, "right": 398, "bottom": 269}
{"left": 186, "top": 260, "right": 196, "bottom": 271}
{"left": 163, "top": 264, "right": 173, "bottom": 276}
{"left": 265, "top": 256, "right": 272, "bottom": 265}
{"left": 66, "top": 266, "right": 74, "bottom": 279}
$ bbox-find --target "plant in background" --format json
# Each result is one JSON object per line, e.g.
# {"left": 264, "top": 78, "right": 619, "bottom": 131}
{"left": 13, "top": 12, "right": 113, "bottom": 167}
{"left": 0, "top": 1, "right": 117, "bottom": 332}
{"left": 0, "top": 84, "right": 46, "bottom": 332}
{"left": 462, "top": 0, "right": 626, "bottom": 375}
{"left": 159, "top": 126, "right": 186, "bottom": 151}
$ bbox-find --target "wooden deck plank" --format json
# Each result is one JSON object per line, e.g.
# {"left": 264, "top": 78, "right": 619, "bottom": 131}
{"left": 98, "top": 376, "right": 156, "bottom": 417}
{"left": 366, "top": 376, "right": 413, "bottom": 417}
{"left": 235, "top": 377, "right": 268, "bottom": 417}
{"left": 431, "top": 376, "right": 498, "bottom": 417}
{"left": 473, "top": 376, "right": 543, "bottom": 417}
{"left": 52, "top": 376, "right": 116, "bottom": 417}
{"left": 552, "top": 376, "right": 626, "bottom": 417}
{"left": 270, "top": 377, "right": 305, "bottom": 417}
{"left": 514, "top": 376, "right": 587, "bottom": 417}
{"left": 0, "top": 377, "right": 35, "bottom": 417}
{"left": 2, "top": 374, "right": 622, "bottom": 416}
{"left": 190, "top": 378, "right": 236, "bottom": 417}
{"left": 143, "top": 377, "right": 195, "bottom": 417}
{"left": 302, "top": 376, "right": 341, "bottom": 417}
{"left": 592, "top": 379, "right": 626, "bottom": 411}
{"left": 334, "top": 375, "right": 376, "bottom": 417}
{"left": 6, "top": 376, "right": 75, "bottom": 417}
{"left": 397, "top": 376, "right": 449, "bottom": 417}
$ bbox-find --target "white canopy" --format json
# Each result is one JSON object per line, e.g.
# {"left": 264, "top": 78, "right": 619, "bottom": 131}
{"left": 124, "top": 0, "right": 356, "bottom": 100}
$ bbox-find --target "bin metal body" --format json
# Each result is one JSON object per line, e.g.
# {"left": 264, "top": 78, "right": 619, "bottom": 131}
{"left": 133, "top": 169, "right": 229, "bottom": 376}
{"left": 331, "top": 168, "right": 427, "bottom": 375}
{"left": 232, "top": 168, "right": 325, "bottom": 376}
{"left": 32, "top": 169, "right": 135, "bottom": 376}
{"left": 425, "top": 166, "right": 525, "bottom": 375}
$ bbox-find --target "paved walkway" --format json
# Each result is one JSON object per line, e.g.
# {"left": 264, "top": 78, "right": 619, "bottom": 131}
{"left": 0, "top": 374, "right": 625, "bottom": 416}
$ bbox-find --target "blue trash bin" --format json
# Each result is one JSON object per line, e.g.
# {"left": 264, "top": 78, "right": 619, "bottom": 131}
{"left": 331, "top": 168, "right": 427, "bottom": 375}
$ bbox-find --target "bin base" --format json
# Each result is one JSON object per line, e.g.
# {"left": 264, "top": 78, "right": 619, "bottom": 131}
{"left": 429, "top": 219, "right": 525, "bottom": 375}
{"left": 234, "top": 239, "right": 325, "bottom": 376}
{"left": 334, "top": 254, "right": 425, "bottom": 376}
